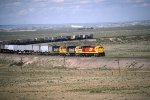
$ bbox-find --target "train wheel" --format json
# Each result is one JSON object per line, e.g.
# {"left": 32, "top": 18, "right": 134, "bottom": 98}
{"left": 100, "top": 52, "right": 105, "bottom": 56}
{"left": 94, "top": 54, "right": 99, "bottom": 57}
{"left": 69, "top": 53, "right": 75, "bottom": 56}
{"left": 102, "top": 52, "right": 105, "bottom": 56}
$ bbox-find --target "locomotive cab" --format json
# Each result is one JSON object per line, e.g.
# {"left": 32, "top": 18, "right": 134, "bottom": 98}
{"left": 59, "top": 46, "right": 67, "bottom": 56}
{"left": 95, "top": 45, "right": 105, "bottom": 56}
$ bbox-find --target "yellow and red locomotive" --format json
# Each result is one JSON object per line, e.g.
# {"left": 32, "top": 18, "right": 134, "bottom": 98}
{"left": 58, "top": 45, "right": 105, "bottom": 57}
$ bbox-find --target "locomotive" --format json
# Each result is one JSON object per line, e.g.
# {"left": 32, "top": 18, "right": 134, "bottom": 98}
{"left": 0, "top": 44, "right": 105, "bottom": 57}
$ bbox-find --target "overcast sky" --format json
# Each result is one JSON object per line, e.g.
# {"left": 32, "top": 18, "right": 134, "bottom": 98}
{"left": 0, "top": 0, "right": 150, "bottom": 24}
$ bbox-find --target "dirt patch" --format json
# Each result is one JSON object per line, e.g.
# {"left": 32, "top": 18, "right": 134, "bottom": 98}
{"left": 65, "top": 57, "right": 150, "bottom": 70}
{"left": 0, "top": 54, "right": 150, "bottom": 100}
{"left": 0, "top": 64, "right": 6, "bottom": 67}
{"left": 0, "top": 63, "right": 150, "bottom": 100}
{"left": 0, "top": 54, "right": 149, "bottom": 70}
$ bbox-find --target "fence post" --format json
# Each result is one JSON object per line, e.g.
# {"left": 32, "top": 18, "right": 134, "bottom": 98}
{"left": 63, "top": 55, "right": 66, "bottom": 68}
{"left": 118, "top": 58, "right": 120, "bottom": 75}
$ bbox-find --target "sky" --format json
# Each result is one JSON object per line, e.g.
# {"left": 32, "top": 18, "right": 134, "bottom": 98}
{"left": 0, "top": 0, "right": 150, "bottom": 24}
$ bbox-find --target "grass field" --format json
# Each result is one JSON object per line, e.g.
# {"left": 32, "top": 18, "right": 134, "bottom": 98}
{"left": 0, "top": 25, "right": 150, "bottom": 41}
{"left": 0, "top": 57, "right": 150, "bottom": 100}
{"left": 0, "top": 25, "right": 150, "bottom": 100}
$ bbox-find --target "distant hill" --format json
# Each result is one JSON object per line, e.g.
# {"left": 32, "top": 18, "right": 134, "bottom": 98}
{"left": 0, "top": 20, "right": 150, "bottom": 32}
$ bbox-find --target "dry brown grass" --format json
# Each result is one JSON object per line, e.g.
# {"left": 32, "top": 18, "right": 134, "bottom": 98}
{"left": 0, "top": 56, "right": 150, "bottom": 100}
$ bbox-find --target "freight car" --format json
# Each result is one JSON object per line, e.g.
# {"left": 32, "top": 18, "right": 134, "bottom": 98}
{"left": 0, "top": 44, "right": 105, "bottom": 57}
{"left": 1, "top": 34, "right": 94, "bottom": 45}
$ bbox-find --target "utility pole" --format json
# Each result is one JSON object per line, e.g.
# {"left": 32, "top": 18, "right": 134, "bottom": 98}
{"left": 118, "top": 58, "right": 120, "bottom": 75}
{"left": 63, "top": 55, "right": 66, "bottom": 68}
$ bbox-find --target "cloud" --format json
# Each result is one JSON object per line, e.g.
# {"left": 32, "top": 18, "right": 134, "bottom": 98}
{"left": 26, "top": 0, "right": 65, "bottom": 9}
{"left": 18, "top": 8, "right": 36, "bottom": 16}
{"left": 11, "top": 1, "right": 21, "bottom": 6}
{"left": 52, "top": 0, "right": 64, "bottom": 3}
{"left": 18, "top": 9, "right": 28, "bottom": 16}
{"left": 78, "top": 0, "right": 91, "bottom": 4}
{"left": 72, "top": 5, "right": 81, "bottom": 12}
{"left": 78, "top": 0, "right": 105, "bottom": 4}
{"left": 126, "top": 0, "right": 144, "bottom": 3}
{"left": 0, "top": 0, "right": 22, "bottom": 7}
{"left": 94, "top": 0, "right": 105, "bottom": 3}
{"left": 48, "top": 7, "right": 64, "bottom": 12}
{"left": 141, "top": 3, "right": 150, "bottom": 6}
{"left": 33, "top": 0, "right": 64, "bottom": 3}
{"left": 62, "top": 0, "right": 105, "bottom": 5}
{"left": 127, "top": 0, "right": 145, "bottom": 3}
{"left": 127, "top": 0, "right": 150, "bottom": 7}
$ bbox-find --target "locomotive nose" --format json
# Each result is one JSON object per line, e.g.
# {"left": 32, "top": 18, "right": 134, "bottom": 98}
{"left": 98, "top": 47, "right": 104, "bottom": 52}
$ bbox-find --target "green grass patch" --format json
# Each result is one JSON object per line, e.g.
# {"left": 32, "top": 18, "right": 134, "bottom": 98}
{"left": 70, "top": 86, "right": 140, "bottom": 93}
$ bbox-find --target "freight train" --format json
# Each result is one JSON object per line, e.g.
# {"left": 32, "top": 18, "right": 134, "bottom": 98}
{"left": 0, "top": 44, "right": 105, "bottom": 57}
{"left": 1, "top": 34, "right": 94, "bottom": 45}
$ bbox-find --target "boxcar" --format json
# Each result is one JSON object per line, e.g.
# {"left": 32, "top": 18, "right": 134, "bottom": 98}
{"left": 48, "top": 45, "right": 53, "bottom": 53}
{"left": 4, "top": 45, "right": 16, "bottom": 50}
{"left": 61, "top": 36, "right": 68, "bottom": 41}
{"left": 48, "top": 37, "right": 53, "bottom": 42}
{"left": 44, "top": 37, "right": 50, "bottom": 42}
{"left": 66, "top": 36, "right": 71, "bottom": 40}
{"left": 17, "top": 45, "right": 26, "bottom": 51}
{"left": 32, "top": 44, "right": 40, "bottom": 52}
{"left": 22, "top": 45, "right": 33, "bottom": 53}
{"left": 71, "top": 35, "right": 76, "bottom": 40}
{"left": 24, "top": 45, "right": 33, "bottom": 50}
{"left": 79, "top": 34, "right": 86, "bottom": 39}
{"left": 52, "top": 37, "right": 57, "bottom": 42}
{"left": 89, "top": 34, "right": 93, "bottom": 39}
{"left": 12, "top": 45, "right": 19, "bottom": 51}
{"left": 0, "top": 44, "right": 4, "bottom": 50}
{"left": 40, "top": 45, "right": 49, "bottom": 52}
{"left": 0, "top": 44, "right": 4, "bottom": 52}
{"left": 56, "top": 36, "right": 62, "bottom": 41}
{"left": 3, "top": 45, "right": 16, "bottom": 53}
